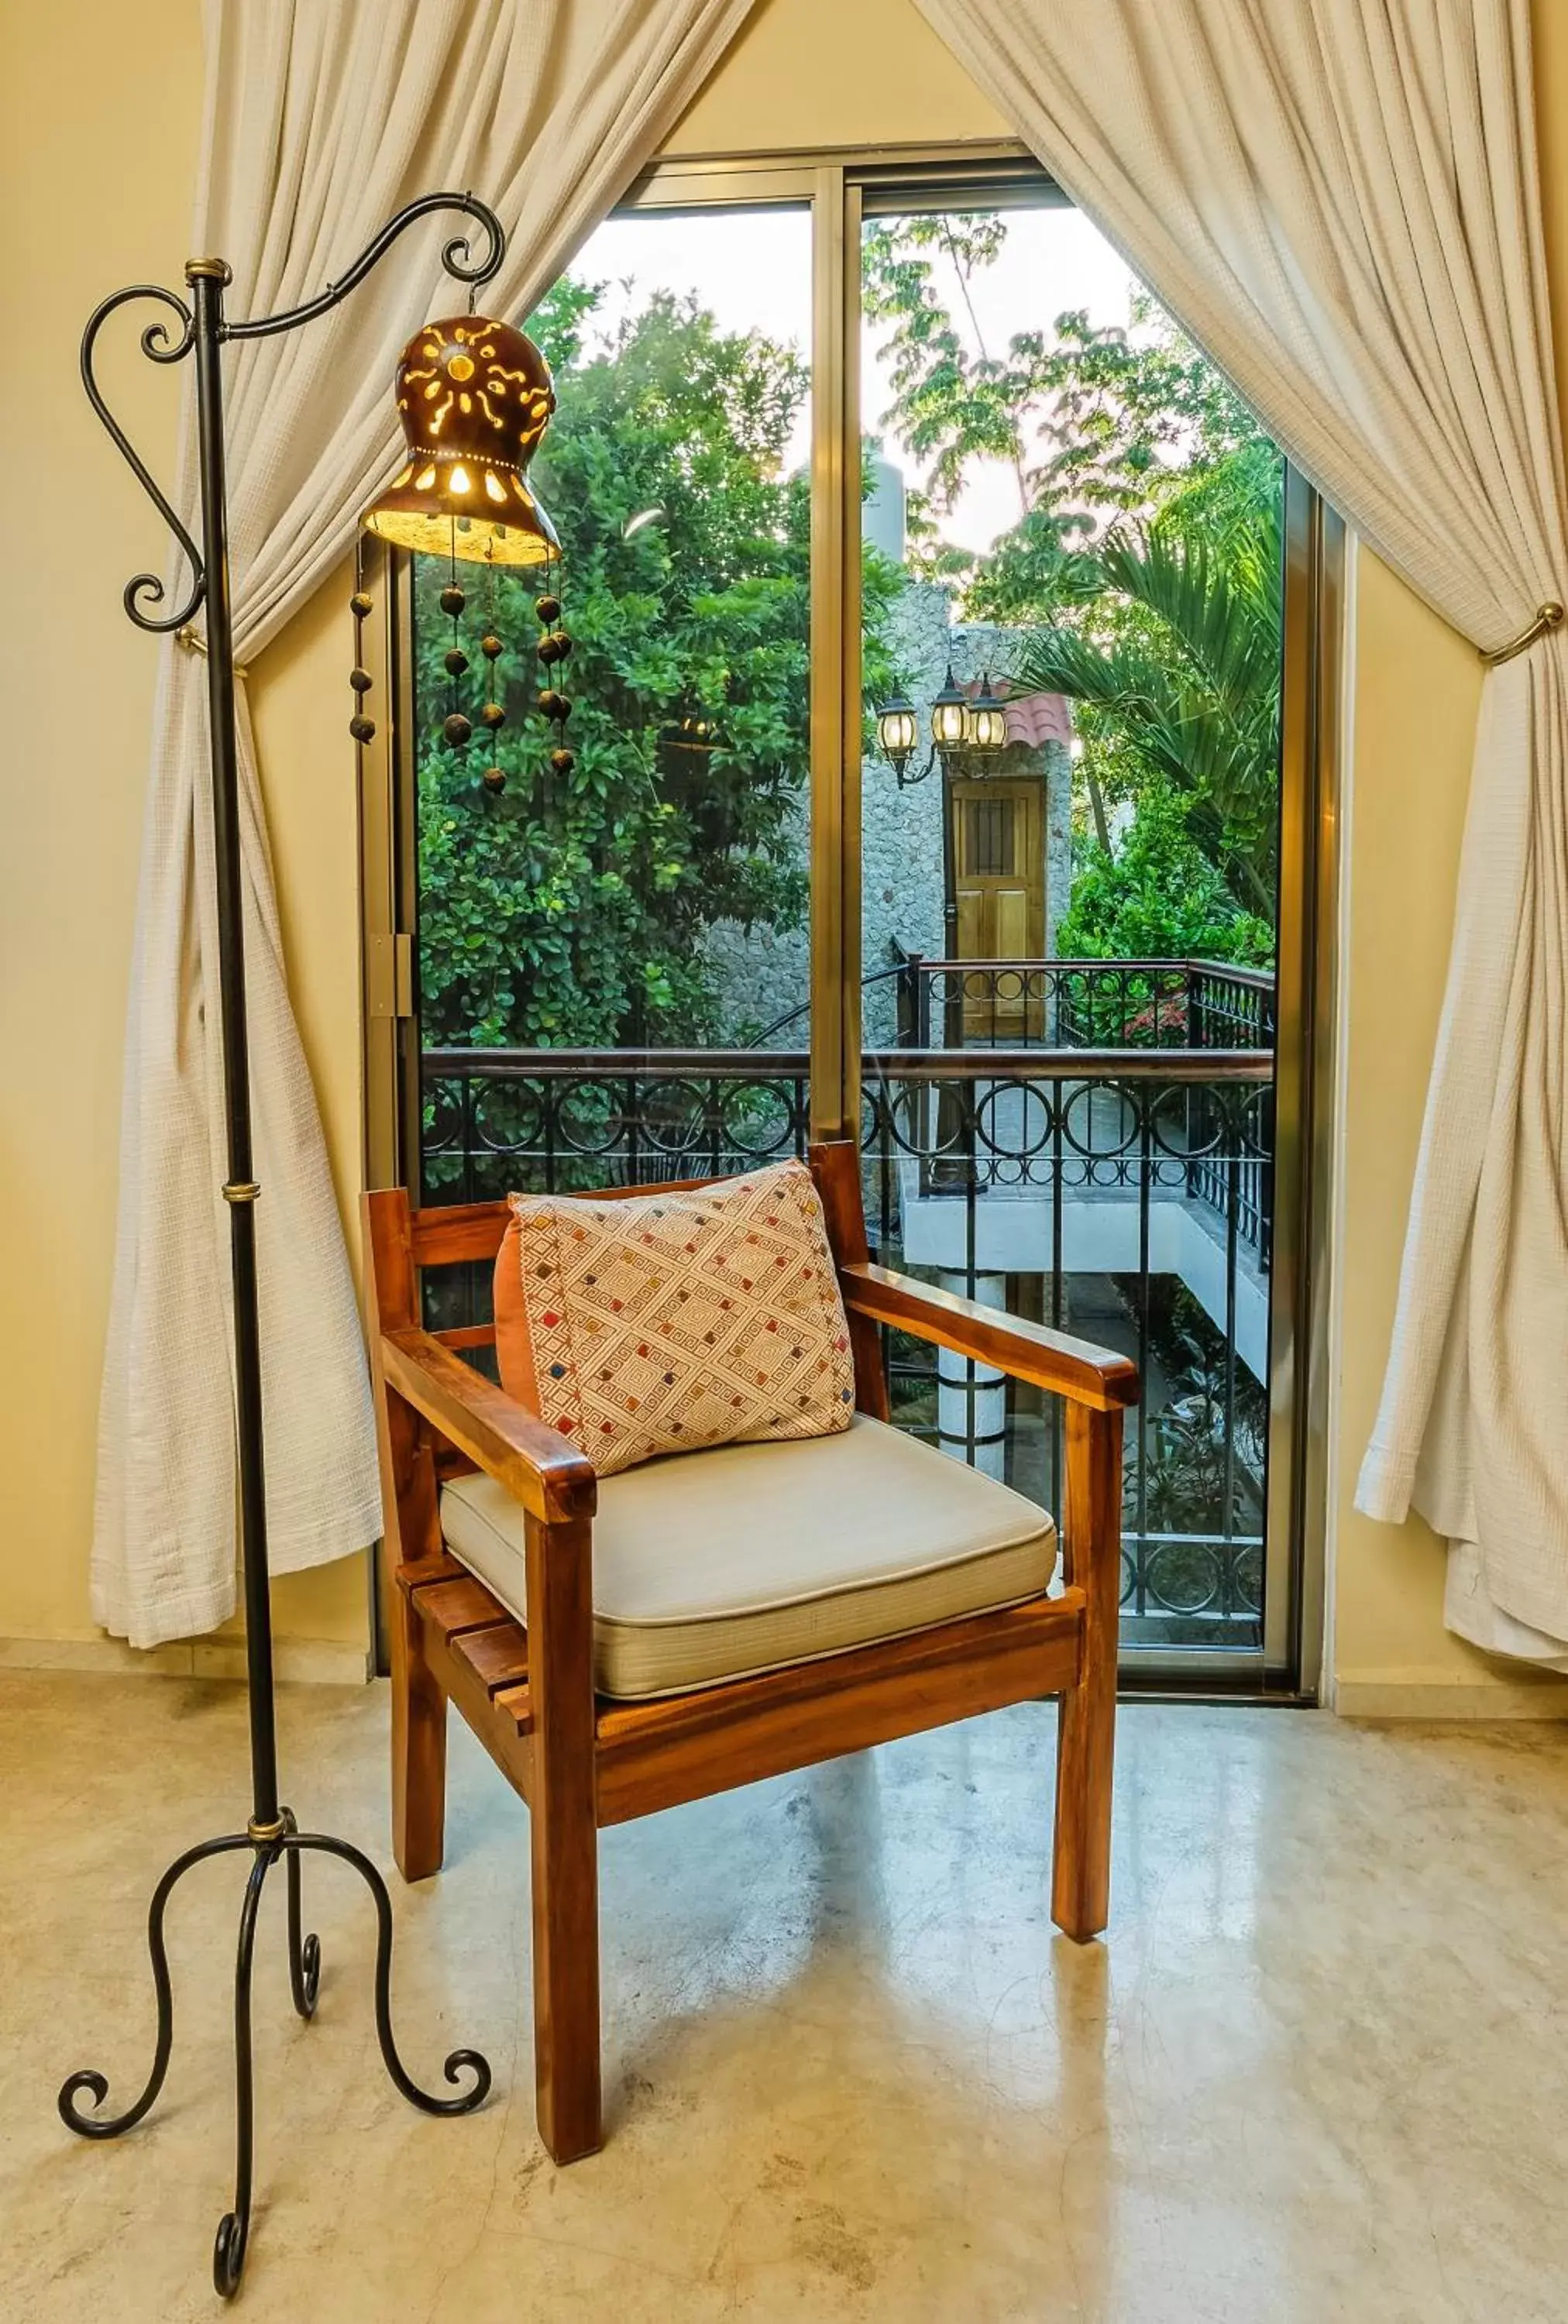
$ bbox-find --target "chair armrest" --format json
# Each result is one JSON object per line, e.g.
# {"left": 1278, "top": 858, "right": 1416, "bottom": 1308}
{"left": 838, "top": 1263, "right": 1140, "bottom": 1413}
{"left": 380, "top": 1326, "right": 597, "bottom": 1525}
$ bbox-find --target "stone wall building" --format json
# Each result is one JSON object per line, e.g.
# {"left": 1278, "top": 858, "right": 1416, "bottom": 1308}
{"left": 704, "top": 462, "right": 1074, "bottom": 1047}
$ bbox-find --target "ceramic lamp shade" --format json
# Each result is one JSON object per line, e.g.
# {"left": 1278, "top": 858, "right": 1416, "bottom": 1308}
{"left": 363, "top": 313, "right": 560, "bottom": 566}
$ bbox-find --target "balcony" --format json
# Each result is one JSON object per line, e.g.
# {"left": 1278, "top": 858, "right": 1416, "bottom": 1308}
{"left": 420, "top": 960, "right": 1275, "bottom": 1655}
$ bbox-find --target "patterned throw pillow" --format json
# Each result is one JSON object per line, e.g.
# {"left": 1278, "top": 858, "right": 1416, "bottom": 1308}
{"left": 493, "top": 1159, "right": 857, "bottom": 1477}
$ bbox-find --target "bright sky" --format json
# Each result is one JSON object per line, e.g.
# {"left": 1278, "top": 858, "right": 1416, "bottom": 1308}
{"left": 570, "top": 204, "right": 1147, "bottom": 559}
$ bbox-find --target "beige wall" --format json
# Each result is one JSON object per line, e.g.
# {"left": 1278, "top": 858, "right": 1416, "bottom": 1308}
{"left": 3, "top": 0, "right": 1565, "bottom": 1707}
{"left": 0, "top": 0, "right": 367, "bottom": 1673}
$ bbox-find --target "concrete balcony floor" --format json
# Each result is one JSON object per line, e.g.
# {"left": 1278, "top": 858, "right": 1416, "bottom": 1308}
{"left": 5, "top": 1671, "right": 1566, "bottom": 2320}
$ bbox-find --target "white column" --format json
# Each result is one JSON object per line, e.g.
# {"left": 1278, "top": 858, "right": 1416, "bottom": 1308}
{"left": 937, "top": 1270, "right": 1008, "bottom": 1480}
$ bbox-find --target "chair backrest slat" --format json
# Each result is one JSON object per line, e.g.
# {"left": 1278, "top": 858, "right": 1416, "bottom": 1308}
{"left": 432, "top": 1322, "right": 497, "bottom": 1351}
{"left": 408, "top": 1203, "right": 511, "bottom": 1268}
{"left": 406, "top": 1173, "right": 730, "bottom": 1269}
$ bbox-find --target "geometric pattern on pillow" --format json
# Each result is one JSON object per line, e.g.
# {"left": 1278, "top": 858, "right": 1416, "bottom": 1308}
{"left": 493, "top": 1158, "right": 855, "bottom": 1477}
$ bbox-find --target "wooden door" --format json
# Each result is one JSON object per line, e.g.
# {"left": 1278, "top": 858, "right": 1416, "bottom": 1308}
{"left": 952, "top": 779, "right": 1045, "bottom": 1036}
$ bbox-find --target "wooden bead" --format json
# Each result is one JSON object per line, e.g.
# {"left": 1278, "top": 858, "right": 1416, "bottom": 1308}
{"left": 549, "top": 747, "right": 576, "bottom": 777}
{"left": 537, "top": 690, "right": 571, "bottom": 722}
{"left": 535, "top": 593, "right": 561, "bottom": 624}
{"left": 443, "top": 712, "right": 473, "bottom": 746}
{"left": 550, "top": 630, "right": 572, "bottom": 662}
{"left": 349, "top": 666, "right": 372, "bottom": 693}
{"left": 349, "top": 715, "right": 376, "bottom": 744}
{"left": 439, "top": 584, "right": 466, "bottom": 616}
{"left": 444, "top": 648, "right": 469, "bottom": 676}
{"left": 480, "top": 632, "right": 504, "bottom": 660}
{"left": 536, "top": 633, "right": 561, "bottom": 665}
{"left": 482, "top": 765, "right": 507, "bottom": 793}
{"left": 349, "top": 591, "right": 373, "bottom": 617}
{"left": 479, "top": 701, "right": 506, "bottom": 730}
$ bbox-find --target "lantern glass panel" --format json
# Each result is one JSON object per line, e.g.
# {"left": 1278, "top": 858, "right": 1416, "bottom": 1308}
{"left": 878, "top": 703, "right": 918, "bottom": 758}
{"left": 931, "top": 694, "right": 968, "bottom": 750}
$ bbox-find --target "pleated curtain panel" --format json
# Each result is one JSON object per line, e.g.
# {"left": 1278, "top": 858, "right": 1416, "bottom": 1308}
{"left": 94, "top": 0, "right": 758, "bottom": 1648}
{"left": 913, "top": 0, "right": 1568, "bottom": 1659}
{"left": 102, "top": 0, "right": 1568, "bottom": 1666}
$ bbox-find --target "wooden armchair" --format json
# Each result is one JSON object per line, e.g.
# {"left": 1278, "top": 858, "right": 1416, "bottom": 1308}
{"left": 363, "top": 1141, "right": 1137, "bottom": 2165}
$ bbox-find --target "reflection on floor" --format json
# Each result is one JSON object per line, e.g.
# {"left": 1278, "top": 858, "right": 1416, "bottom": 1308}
{"left": 3, "top": 1673, "right": 1566, "bottom": 2321}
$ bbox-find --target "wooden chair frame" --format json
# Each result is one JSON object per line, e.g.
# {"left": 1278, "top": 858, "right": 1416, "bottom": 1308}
{"left": 363, "top": 1141, "right": 1137, "bottom": 2164}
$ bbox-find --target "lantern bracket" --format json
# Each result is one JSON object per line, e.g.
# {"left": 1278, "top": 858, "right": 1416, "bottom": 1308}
{"left": 225, "top": 191, "right": 504, "bottom": 344}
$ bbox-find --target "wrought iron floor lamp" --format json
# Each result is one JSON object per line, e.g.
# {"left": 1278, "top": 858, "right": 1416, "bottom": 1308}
{"left": 63, "top": 194, "right": 507, "bottom": 2302}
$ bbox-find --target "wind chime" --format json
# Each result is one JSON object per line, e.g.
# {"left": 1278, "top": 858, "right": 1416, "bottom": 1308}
{"left": 353, "top": 308, "right": 572, "bottom": 790}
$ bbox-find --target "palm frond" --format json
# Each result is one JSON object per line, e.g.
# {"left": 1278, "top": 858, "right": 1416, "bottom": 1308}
{"left": 1017, "top": 497, "right": 1282, "bottom": 922}
{"left": 1100, "top": 510, "right": 1280, "bottom": 709}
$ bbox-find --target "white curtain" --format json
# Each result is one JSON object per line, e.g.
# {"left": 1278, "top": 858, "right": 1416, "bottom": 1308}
{"left": 913, "top": 0, "right": 1568, "bottom": 1656}
{"left": 95, "top": 0, "right": 757, "bottom": 1648}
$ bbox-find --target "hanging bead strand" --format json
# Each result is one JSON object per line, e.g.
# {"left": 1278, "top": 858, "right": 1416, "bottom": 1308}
{"left": 440, "top": 521, "right": 470, "bottom": 750}
{"left": 349, "top": 533, "right": 375, "bottom": 745}
{"left": 536, "top": 551, "right": 573, "bottom": 779}
{"left": 479, "top": 547, "right": 507, "bottom": 793}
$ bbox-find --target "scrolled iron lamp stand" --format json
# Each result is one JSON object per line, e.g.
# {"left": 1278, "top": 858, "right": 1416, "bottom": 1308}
{"left": 63, "top": 194, "right": 502, "bottom": 2301}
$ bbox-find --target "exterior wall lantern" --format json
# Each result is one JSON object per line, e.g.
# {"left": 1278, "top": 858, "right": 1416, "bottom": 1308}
{"left": 929, "top": 663, "right": 971, "bottom": 753}
{"left": 965, "top": 672, "right": 1008, "bottom": 752}
{"left": 872, "top": 664, "right": 1012, "bottom": 982}
{"left": 875, "top": 692, "right": 920, "bottom": 780}
{"left": 875, "top": 666, "right": 1009, "bottom": 789}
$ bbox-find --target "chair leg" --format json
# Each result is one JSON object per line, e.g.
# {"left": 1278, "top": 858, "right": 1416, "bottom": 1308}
{"left": 1052, "top": 1664, "right": 1114, "bottom": 1941}
{"left": 1051, "top": 1404, "right": 1122, "bottom": 1942}
{"left": 529, "top": 1781, "right": 601, "bottom": 2163}
{"left": 391, "top": 1584, "right": 447, "bottom": 1883}
{"left": 525, "top": 1512, "right": 602, "bottom": 2163}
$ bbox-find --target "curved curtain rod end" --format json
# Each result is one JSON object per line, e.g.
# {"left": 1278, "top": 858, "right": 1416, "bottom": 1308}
{"left": 177, "top": 624, "right": 249, "bottom": 682}
{"left": 1481, "top": 600, "right": 1565, "bottom": 667}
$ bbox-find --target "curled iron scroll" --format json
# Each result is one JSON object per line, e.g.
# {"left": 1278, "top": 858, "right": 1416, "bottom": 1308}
{"left": 225, "top": 192, "right": 506, "bottom": 344}
{"left": 79, "top": 284, "right": 205, "bottom": 634}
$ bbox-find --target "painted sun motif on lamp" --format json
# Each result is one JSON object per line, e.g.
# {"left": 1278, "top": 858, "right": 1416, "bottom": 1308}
{"left": 363, "top": 315, "right": 560, "bottom": 564}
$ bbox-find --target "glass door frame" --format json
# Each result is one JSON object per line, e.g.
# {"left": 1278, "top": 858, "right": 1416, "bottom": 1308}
{"left": 361, "top": 139, "right": 1342, "bottom": 1699}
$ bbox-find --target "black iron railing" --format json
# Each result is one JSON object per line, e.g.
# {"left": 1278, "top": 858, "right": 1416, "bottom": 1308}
{"left": 419, "top": 1017, "right": 1274, "bottom": 1649}
{"left": 888, "top": 954, "right": 1274, "bottom": 1052}
{"left": 752, "top": 955, "right": 1275, "bottom": 1055}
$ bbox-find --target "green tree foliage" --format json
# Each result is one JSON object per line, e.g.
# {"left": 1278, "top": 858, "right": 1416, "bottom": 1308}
{"left": 863, "top": 216, "right": 1257, "bottom": 576}
{"left": 1054, "top": 786, "right": 1273, "bottom": 966}
{"left": 416, "top": 277, "right": 904, "bottom": 1052}
{"left": 862, "top": 217, "right": 1282, "bottom": 954}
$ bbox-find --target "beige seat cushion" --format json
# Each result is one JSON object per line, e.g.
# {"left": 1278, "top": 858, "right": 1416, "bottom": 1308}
{"left": 439, "top": 1414, "right": 1057, "bottom": 1700}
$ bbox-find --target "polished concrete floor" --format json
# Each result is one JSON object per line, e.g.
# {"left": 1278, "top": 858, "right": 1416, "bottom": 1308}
{"left": 3, "top": 1674, "right": 1566, "bottom": 2322}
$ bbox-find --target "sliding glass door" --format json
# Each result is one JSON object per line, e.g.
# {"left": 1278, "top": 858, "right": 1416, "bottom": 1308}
{"left": 364, "top": 145, "right": 1338, "bottom": 1696}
